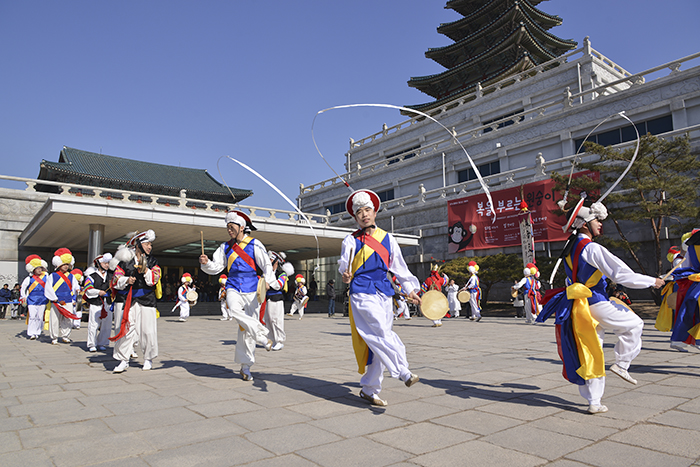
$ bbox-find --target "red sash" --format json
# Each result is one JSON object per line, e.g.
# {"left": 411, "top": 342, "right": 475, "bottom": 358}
{"left": 232, "top": 242, "right": 257, "bottom": 271}
{"left": 54, "top": 301, "right": 80, "bottom": 320}
{"left": 109, "top": 288, "right": 133, "bottom": 341}
{"left": 355, "top": 232, "right": 390, "bottom": 268}
{"left": 56, "top": 272, "right": 75, "bottom": 297}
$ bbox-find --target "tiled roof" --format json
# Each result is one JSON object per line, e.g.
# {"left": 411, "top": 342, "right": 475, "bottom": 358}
{"left": 38, "top": 147, "right": 253, "bottom": 203}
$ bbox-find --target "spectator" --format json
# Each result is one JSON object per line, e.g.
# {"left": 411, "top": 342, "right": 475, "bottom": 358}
{"left": 10, "top": 283, "right": 21, "bottom": 319}
{"left": 309, "top": 277, "right": 318, "bottom": 301}
{"left": 327, "top": 279, "right": 336, "bottom": 317}
{"left": 0, "top": 283, "right": 11, "bottom": 319}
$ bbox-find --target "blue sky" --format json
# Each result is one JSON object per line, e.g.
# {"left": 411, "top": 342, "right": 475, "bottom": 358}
{"left": 1, "top": 0, "right": 698, "bottom": 210}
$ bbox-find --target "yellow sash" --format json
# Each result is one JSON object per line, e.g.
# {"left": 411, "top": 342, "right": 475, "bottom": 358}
{"left": 350, "top": 228, "right": 388, "bottom": 274}
{"left": 226, "top": 236, "right": 253, "bottom": 271}
{"left": 567, "top": 283, "right": 605, "bottom": 380}
{"left": 655, "top": 282, "right": 675, "bottom": 332}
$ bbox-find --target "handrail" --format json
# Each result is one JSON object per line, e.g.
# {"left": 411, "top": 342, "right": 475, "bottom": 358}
{"left": 0, "top": 174, "right": 330, "bottom": 224}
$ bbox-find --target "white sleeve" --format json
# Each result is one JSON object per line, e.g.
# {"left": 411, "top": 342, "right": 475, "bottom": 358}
{"left": 44, "top": 275, "right": 57, "bottom": 301}
{"left": 388, "top": 234, "right": 420, "bottom": 295}
{"left": 253, "top": 239, "right": 279, "bottom": 290}
{"left": 338, "top": 235, "right": 354, "bottom": 274}
{"left": 201, "top": 243, "right": 227, "bottom": 276}
{"left": 20, "top": 277, "right": 31, "bottom": 300}
{"left": 581, "top": 242, "right": 656, "bottom": 289}
{"left": 514, "top": 277, "right": 527, "bottom": 289}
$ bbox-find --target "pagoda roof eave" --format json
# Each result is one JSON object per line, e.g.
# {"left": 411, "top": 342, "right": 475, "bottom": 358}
{"left": 403, "top": 53, "right": 539, "bottom": 114}
{"left": 427, "top": 8, "right": 575, "bottom": 66}
{"left": 409, "top": 25, "right": 559, "bottom": 92}
{"left": 445, "top": 0, "right": 545, "bottom": 17}
{"left": 439, "top": 0, "right": 562, "bottom": 40}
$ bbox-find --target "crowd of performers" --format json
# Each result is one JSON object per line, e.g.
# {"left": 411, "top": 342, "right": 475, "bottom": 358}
{"left": 11, "top": 187, "right": 698, "bottom": 413}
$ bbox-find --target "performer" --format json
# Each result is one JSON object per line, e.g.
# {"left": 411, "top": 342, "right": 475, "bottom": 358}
{"left": 391, "top": 275, "right": 411, "bottom": 320}
{"left": 83, "top": 253, "right": 113, "bottom": 352}
{"left": 421, "top": 264, "right": 445, "bottom": 327}
{"left": 446, "top": 279, "right": 461, "bottom": 318}
{"left": 465, "top": 261, "right": 482, "bottom": 321}
{"left": 513, "top": 263, "right": 539, "bottom": 324}
{"left": 537, "top": 198, "right": 663, "bottom": 414}
{"left": 172, "top": 273, "right": 193, "bottom": 322}
{"left": 656, "top": 246, "right": 685, "bottom": 350}
{"left": 111, "top": 230, "right": 162, "bottom": 373}
{"left": 288, "top": 274, "right": 307, "bottom": 319}
{"left": 266, "top": 250, "right": 294, "bottom": 350}
{"left": 218, "top": 274, "right": 232, "bottom": 320}
{"left": 669, "top": 229, "right": 700, "bottom": 351}
{"left": 340, "top": 189, "right": 421, "bottom": 407}
{"left": 20, "top": 255, "right": 49, "bottom": 340}
{"left": 71, "top": 268, "right": 84, "bottom": 329}
{"left": 44, "top": 248, "right": 81, "bottom": 345}
{"left": 199, "top": 211, "right": 277, "bottom": 382}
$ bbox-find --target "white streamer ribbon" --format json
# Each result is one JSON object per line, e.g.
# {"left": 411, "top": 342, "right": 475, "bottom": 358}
{"left": 312, "top": 103, "right": 496, "bottom": 221}
{"left": 216, "top": 156, "right": 321, "bottom": 271}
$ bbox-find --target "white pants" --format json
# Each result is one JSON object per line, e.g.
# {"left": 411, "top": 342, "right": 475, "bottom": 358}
{"left": 524, "top": 298, "right": 536, "bottom": 324}
{"left": 113, "top": 302, "right": 158, "bottom": 362}
{"left": 394, "top": 299, "right": 410, "bottom": 319}
{"left": 289, "top": 299, "right": 305, "bottom": 318}
{"left": 469, "top": 293, "right": 480, "bottom": 319}
{"left": 87, "top": 302, "right": 112, "bottom": 348}
{"left": 73, "top": 300, "right": 83, "bottom": 328}
{"left": 226, "top": 290, "right": 269, "bottom": 367}
{"left": 49, "top": 302, "right": 74, "bottom": 340}
{"left": 578, "top": 299, "right": 644, "bottom": 405}
{"left": 179, "top": 301, "right": 190, "bottom": 319}
{"left": 27, "top": 304, "right": 46, "bottom": 338}
{"left": 221, "top": 299, "right": 232, "bottom": 319}
{"left": 265, "top": 299, "right": 286, "bottom": 345}
{"left": 448, "top": 296, "right": 461, "bottom": 317}
{"left": 351, "top": 293, "right": 411, "bottom": 396}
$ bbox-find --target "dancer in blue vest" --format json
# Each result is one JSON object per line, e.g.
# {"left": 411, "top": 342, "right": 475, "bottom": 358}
{"left": 44, "top": 248, "right": 81, "bottom": 345}
{"left": 669, "top": 229, "right": 700, "bottom": 350}
{"left": 537, "top": 198, "right": 663, "bottom": 413}
{"left": 200, "top": 210, "right": 277, "bottom": 381}
{"left": 20, "top": 255, "right": 50, "bottom": 340}
{"left": 340, "top": 189, "right": 422, "bottom": 407}
{"left": 514, "top": 263, "right": 539, "bottom": 324}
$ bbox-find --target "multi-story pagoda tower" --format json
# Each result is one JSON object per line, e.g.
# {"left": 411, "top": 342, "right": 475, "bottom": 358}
{"left": 407, "top": 0, "right": 576, "bottom": 112}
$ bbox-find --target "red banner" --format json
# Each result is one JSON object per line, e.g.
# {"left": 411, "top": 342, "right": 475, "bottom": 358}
{"left": 447, "top": 175, "right": 595, "bottom": 252}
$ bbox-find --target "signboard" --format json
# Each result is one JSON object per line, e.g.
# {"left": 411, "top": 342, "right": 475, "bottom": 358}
{"left": 447, "top": 174, "right": 595, "bottom": 252}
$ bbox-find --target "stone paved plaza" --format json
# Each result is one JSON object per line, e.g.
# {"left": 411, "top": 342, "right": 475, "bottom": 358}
{"left": 2, "top": 308, "right": 700, "bottom": 467}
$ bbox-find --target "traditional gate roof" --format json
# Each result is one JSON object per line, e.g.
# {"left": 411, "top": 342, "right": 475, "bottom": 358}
{"left": 406, "top": 0, "right": 576, "bottom": 112}
{"left": 37, "top": 146, "right": 252, "bottom": 203}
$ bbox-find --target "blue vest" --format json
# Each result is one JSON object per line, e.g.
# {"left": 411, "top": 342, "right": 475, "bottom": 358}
{"left": 27, "top": 275, "right": 49, "bottom": 306}
{"left": 50, "top": 272, "right": 75, "bottom": 302}
{"left": 350, "top": 230, "right": 394, "bottom": 296}
{"left": 224, "top": 239, "right": 259, "bottom": 293}
{"left": 564, "top": 236, "right": 608, "bottom": 305}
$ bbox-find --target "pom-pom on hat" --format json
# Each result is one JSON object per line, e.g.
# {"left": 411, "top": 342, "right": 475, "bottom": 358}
{"left": 52, "top": 248, "right": 75, "bottom": 269}
{"left": 25, "top": 255, "right": 48, "bottom": 274}
{"left": 268, "top": 250, "right": 287, "bottom": 264}
{"left": 667, "top": 246, "right": 681, "bottom": 263}
{"left": 345, "top": 189, "right": 380, "bottom": 218}
{"left": 181, "top": 273, "right": 193, "bottom": 283}
{"left": 225, "top": 210, "right": 256, "bottom": 231}
{"left": 219, "top": 274, "right": 227, "bottom": 285}
{"left": 295, "top": 274, "right": 305, "bottom": 284}
{"left": 71, "top": 268, "right": 83, "bottom": 281}
{"left": 467, "top": 260, "right": 479, "bottom": 274}
{"left": 93, "top": 253, "right": 113, "bottom": 267}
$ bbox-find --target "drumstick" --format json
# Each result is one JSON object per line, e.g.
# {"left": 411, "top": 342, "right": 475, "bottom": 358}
{"left": 200, "top": 231, "right": 204, "bottom": 255}
{"left": 661, "top": 262, "right": 682, "bottom": 281}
